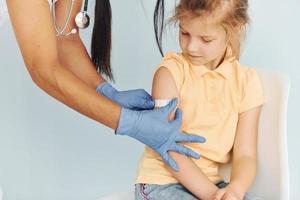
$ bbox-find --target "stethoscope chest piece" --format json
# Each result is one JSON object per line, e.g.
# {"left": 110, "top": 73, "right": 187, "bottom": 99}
{"left": 75, "top": 11, "right": 90, "bottom": 29}
{"left": 50, "top": 0, "right": 90, "bottom": 36}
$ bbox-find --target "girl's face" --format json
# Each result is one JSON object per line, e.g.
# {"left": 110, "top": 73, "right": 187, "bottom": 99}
{"left": 179, "top": 13, "right": 228, "bottom": 69}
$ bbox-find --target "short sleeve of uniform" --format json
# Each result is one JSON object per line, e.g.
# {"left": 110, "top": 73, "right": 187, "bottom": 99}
{"left": 238, "top": 68, "right": 266, "bottom": 113}
{"left": 154, "top": 52, "right": 185, "bottom": 91}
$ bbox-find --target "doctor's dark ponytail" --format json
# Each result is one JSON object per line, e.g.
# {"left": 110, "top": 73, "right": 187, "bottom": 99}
{"left": 91, "top": 0, "right": 113, "bottom": 81}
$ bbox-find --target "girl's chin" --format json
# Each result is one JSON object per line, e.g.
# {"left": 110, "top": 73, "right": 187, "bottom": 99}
{"left": 189, "top": 59, "right": 206, "bottom": 66}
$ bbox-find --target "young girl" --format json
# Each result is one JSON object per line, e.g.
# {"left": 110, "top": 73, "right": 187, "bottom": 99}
{"left": 135, "top": 0, "right": 265, "bottom": 200}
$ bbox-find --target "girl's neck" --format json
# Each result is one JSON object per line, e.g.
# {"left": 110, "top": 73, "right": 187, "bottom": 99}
{"left": 206, "top": 50, "right": 226, "bottom": 71}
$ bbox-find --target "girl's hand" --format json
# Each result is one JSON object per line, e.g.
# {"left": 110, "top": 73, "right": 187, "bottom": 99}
{"left": 214, "top": 184, "right": 244, "bottom": 200}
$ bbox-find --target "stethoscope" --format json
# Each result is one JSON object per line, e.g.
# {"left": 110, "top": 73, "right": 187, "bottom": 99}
{"left": 49, "top": 0, "right": 90, "bottom": 37}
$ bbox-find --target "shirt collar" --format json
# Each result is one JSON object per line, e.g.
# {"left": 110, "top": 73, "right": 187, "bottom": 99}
{"left": 188, "top": 47, "right": 236, "bottom": 80}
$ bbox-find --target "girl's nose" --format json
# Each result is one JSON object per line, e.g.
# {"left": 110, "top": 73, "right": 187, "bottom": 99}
{"left": 186, "top": 38, "right": 200, "bottom": 53}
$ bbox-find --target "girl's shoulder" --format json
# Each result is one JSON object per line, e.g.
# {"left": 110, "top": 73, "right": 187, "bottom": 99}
{"left": 161, "top": 52, "right": 186, "bottom": 65}
{"left": 158, "top": 51, "right": 190, "bottom": 72}
{"left": 231, "top": 60, "right": 261, "bottom": 81}
{"left": 154, "top": 52, "right": 189, "bottom": 91}
{"left": 232, "top": 61, "right": 264, "bottom": 95}
{"left": 233, "top": 62, "right": 265, "bottom": 113}
{"left": 156, "top": 52, "right": 184, "bottom": 71}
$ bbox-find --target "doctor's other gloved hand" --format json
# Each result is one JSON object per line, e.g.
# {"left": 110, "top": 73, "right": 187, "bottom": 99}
{"left": 96, "top": 82, "right": 154, "bottom": 110}
{"left": 115, "top": 98, "right": 206, "bottom": 172}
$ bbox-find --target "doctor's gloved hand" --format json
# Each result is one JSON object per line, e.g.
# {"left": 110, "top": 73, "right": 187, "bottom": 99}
{"left": 96, "top": 82, "right": 154, "bottom": 110}
{"left": 115, "top": 98, "right": 206, "bottom": 171}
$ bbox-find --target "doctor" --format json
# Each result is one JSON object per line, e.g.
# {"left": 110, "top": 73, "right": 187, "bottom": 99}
{"left": 5, "top": 0, "right": 206, "bottom": 171}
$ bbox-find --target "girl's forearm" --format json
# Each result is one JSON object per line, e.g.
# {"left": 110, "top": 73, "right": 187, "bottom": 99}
{"left": 168, "top": 151, "right": 219, "bottom": 200}
{"left": 30, "top": 59, "right": 120, "bottom": 130}
{"left": 230, "top": 156, "right": 257, "bottom": 195}
{"left": 165, "top": 110, "right": 218, "bottom": 199}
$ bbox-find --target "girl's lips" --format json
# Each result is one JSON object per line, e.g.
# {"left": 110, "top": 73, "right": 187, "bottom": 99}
{"left": 188, "top": 55, "right": 203, "bottom": 59}
{"left": 187, "top": 53, "right": 202, "bottom": 58}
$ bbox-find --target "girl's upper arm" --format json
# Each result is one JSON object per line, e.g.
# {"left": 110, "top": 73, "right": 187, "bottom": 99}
{"left": 233, "top": 105, "right": 263, "bottom": 160}
{"left": 152, "top": 67, "right": 179, "bottom": 111}
{"left": 152, "top": 66, "right": 179, "bottom": 120}
{"left": 6, "top": 0, "right": 60, "bottom": 71}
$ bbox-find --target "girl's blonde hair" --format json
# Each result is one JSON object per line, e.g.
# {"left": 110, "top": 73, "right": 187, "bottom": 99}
{"left": 173, "top": 0, "right": 249, "bottom": 59}
{"left": 153, "top": 0, "right": 249, "bottom": 59}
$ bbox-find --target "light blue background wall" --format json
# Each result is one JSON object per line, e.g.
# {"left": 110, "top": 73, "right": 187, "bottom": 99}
{"left": 0, "top": 0, "right": 299, "bottom": 199}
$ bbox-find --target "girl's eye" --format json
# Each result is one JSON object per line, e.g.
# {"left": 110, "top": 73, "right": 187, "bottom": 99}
{"left": 202, "top": 38, "right": 213, "bottom": 43}
{"left": 181, "top": 31, "right": 189, "bottom": 36}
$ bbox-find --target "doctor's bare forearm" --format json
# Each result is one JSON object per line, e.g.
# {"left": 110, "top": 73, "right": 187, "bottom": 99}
{"left": 30, "top": 59, "right": 120, "bottom": 130}
{"left": 57, "top": 35, "right": 105, "bottom": 89}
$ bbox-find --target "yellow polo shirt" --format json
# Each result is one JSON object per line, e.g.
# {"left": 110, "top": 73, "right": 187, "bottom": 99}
{"left": 135, "top": 52, "right": 266, "bottom": 184}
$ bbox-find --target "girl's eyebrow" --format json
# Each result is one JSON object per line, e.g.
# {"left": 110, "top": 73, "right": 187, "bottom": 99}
{"left": 179, "top": 24, "right": 215, "bottom": 39}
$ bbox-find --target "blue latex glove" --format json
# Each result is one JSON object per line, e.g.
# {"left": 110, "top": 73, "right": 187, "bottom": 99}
{"left": 96, "top": 82, "right": 154, "bottom": 110}
{"left": 116, "top": 98, "right": 206, "bottom": 172}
